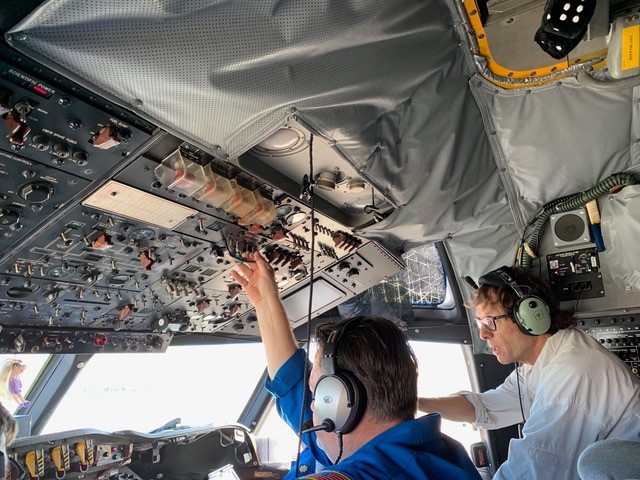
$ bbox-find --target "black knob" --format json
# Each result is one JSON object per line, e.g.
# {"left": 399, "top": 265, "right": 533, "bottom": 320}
{"left": 31, "top": 134, "right": 50, "bottom": 151}
{"left": 347, "top": 268, "right": 360, "bottom": 277}
{"left": 72, "top": 150, "right": 89, "bottom": 166}
{"left": 51, "top": 142, "right": 70, "bottom": 158}
{"left": 19, "top": 182, "right": 54, "bottom": 203}
{"left": 0, "top": 206, "right": 21, "bottom": 226}
{"left": 338, "top": 262, "right": 351, "bottom": 271}
{"left": 68, "top": 119, "right": 82, "bottom": 130}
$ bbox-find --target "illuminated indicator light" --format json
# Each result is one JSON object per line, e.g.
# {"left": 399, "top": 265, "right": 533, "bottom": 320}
{"left": 94, "top": 335, "right": 108, "bottom": 347}
{"left": 33, "top": 85, "right": 47, "bottom": 95}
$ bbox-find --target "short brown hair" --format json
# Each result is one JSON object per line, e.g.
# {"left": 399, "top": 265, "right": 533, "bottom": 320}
{"left": 315, "top": 316, "right": 418, "bottom": 423}
{"left": 468, "top": 266, "right": 576, "bottom": 334}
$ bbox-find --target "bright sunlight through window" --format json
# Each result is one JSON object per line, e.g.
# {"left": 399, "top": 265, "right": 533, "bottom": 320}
{"left": 42, "top": 344, "right": 267, "bottom": 434}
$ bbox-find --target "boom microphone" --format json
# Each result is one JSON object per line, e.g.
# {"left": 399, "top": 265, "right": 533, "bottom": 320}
{"left": 464, "top": 276, "right": 479, "bottom": 290}
{"left": 301, "top": 418, "right": 335, "bottom": 434}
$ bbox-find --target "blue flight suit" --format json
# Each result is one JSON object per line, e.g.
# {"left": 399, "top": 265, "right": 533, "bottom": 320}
{"left": 265, "top": 349, "right": 482, "bottom": 480}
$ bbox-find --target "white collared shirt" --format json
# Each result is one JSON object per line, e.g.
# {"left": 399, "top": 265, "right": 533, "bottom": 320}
{"left": 463, "top": 328, "right": 640, "bottom": 480}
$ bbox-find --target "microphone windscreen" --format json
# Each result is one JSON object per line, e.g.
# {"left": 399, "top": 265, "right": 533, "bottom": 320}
{"left": 464, "top": 276, "right": 479, "bottom": 290}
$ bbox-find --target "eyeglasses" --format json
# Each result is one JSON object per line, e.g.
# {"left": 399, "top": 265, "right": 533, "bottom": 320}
{"left": 474, "top": 314, "right": 510, "bottom": 332}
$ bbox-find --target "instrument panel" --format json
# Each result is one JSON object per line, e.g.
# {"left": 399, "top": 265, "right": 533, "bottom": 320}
{"left": 7, "top": 424, "right": 280, "bottom": 480}
{"left": 579, "top": 315, "right": 640, "bottom": 379}
{"left": 0, "top": 43, "right": 403, "bottom": 353}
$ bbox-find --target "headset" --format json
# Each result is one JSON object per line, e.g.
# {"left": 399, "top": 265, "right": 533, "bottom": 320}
{"left": 478, "top": 266, "right": 551, "bottom": 336}
{"left": 308, "top": 319, "right": 367, "bottom": 435}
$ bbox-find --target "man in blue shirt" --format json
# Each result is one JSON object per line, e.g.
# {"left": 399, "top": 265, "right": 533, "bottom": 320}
{"left": 232, "top": 252, "right": 481, "bottom": 480}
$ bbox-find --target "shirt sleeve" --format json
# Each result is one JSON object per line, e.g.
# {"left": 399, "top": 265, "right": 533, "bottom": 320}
{"left": 461, "top": 368, "right": 526, "bottom": 429}
{"left": 264, "top": 349, "right": 331, "bottom": 469}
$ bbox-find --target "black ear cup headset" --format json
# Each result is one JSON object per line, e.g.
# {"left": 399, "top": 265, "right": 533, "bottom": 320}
{"left": 478, "top": 266, "right": 552, "bottom": 336}
{"left": 303, "top": 319, "right": 367, "bottom": 435}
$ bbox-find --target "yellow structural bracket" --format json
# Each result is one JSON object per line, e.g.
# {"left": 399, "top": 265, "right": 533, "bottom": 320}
{"left": 461, "top": 0, "right": 606, "bottom": 87}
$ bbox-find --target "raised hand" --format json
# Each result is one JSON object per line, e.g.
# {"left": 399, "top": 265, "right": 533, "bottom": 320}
{"left": 230, "top": 251, "right": 279, "bottom": 308}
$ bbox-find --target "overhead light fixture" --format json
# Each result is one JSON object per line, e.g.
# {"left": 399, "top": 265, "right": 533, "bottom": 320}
{"left": 253, "top": 127, "right": 307, "bottom": 156}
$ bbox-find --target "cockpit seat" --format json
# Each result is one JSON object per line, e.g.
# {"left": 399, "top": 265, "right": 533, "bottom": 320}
{"left": 577, "top": 438, "right": 640, "bottom": 479}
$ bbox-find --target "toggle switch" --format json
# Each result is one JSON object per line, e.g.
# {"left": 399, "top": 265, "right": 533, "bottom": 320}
{"left": 5, "top": 110, "right": 31, "bottom": 146}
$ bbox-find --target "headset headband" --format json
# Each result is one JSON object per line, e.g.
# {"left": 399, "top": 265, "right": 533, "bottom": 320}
{"left": 322, "top": 319, "right": 355, "bottom": 376}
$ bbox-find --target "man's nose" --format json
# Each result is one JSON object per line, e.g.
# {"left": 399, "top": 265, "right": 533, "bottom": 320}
{"left": 478, "top": 326, "right": 492, "bottom": 340}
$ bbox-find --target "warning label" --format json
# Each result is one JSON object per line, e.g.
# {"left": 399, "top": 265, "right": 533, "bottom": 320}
{"left": 622, "top": 25, "right": 640, "bottom": 70}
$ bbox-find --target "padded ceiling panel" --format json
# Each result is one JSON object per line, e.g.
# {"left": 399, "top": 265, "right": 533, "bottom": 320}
{"left": 8, "top": 0, "right": 506, "bottom": 253}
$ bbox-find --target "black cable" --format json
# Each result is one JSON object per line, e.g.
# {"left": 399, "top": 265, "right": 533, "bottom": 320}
{"left": 335, "top": 432, "right": 344, "bottom": 464}
{"left": 514, "top": 361, "right": 526, "bottom": 439}
{"left": 295, "top": 134, "right": 316, "bottom": 477}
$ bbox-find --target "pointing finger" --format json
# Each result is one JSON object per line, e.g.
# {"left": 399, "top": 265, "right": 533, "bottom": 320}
{"left": 230, "top": 269, "right": 247, "bottom": 286}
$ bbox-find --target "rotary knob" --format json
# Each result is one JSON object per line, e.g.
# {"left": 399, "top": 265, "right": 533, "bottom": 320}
{"left": 19, "top": 181, "right": 54, "bottom": 203}
{"left": 0, "top": 206, "right": 22, "bottom": 226}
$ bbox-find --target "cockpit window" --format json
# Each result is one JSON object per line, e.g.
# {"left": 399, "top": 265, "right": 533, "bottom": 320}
{"left": 41, "top": 344, "right": 266, "bottom": 434}
{"left": 397, "top": 244, "right": 447, "bottom": 306}
{"left": 412, "top": 341, "right": 481, "bottom": 450}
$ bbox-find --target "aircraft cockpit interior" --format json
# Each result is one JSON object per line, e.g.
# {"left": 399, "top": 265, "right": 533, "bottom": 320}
{"left": 0, "top": 0, "right": 639, "bottom": 478}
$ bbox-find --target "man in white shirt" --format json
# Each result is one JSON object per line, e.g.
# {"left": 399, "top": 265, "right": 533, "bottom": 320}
{"left": 418, "top": 266, "right": 640, "bottom": 480}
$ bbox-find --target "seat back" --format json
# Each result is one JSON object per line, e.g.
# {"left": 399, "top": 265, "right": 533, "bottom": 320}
{"left": 577, "top": 439, "right": 640, "bottom": 479}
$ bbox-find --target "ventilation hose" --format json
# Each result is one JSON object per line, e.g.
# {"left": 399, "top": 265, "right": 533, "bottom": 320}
{"left": 520, "top": 172, "right": 638, "bottom": 268}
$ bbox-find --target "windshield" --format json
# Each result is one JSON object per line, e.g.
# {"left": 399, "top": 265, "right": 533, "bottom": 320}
{"left": 41, "top": 344, "right": 266, "bottom": 434}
